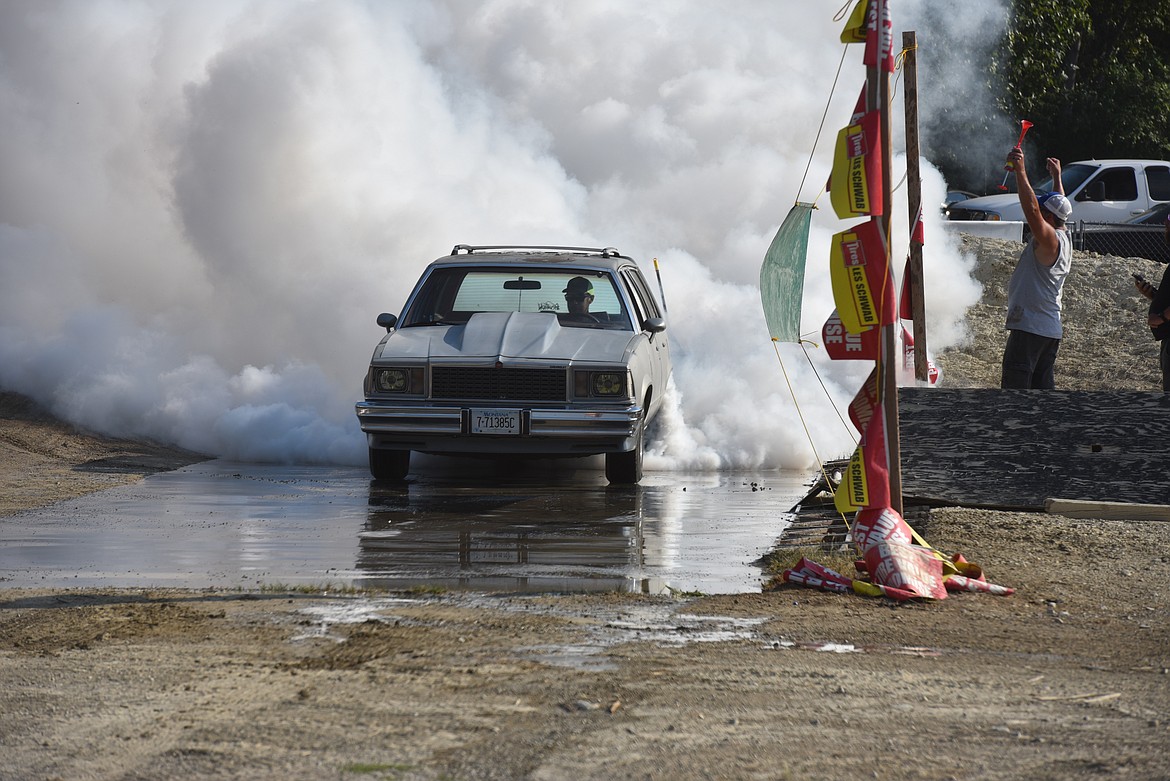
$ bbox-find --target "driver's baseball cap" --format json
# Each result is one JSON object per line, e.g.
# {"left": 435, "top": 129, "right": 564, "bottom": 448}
{"left": 1037, "top": 191, "right": 1072, "bottom": 221}
{"left": 563, "top": 277, "right": 594, "bottom": 297}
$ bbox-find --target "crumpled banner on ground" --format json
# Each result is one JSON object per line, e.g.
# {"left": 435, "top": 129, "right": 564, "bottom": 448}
{"left": 781, "top": 507, "right": 1015, "bottom": 601}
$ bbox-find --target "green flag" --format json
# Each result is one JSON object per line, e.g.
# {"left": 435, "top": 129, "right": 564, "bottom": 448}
{"left": 760, "top": 202, "right": 814, "bottom": 343}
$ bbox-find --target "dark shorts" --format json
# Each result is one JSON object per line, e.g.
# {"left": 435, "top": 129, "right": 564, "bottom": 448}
{"left": 1001, "top": 329, "right": 1060, "bottom": 389}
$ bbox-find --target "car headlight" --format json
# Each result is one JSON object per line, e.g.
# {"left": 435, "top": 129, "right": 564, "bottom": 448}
{"left": 369, "top": 367, "right": 424, "bottom": 394}
{"left": 574, "top": 370, "right": 630, "bottom": 398}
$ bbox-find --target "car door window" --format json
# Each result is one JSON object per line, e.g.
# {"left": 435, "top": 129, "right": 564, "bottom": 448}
{"left": 1079, "top": 167, "right": 1138, "bottom": 202}
{"left": 1146, "top": 166, "right": 1170, "bottom": 201}
{"left": 629, "top": 270, "right": 662, "bottom": 320}
{"left": 621, "top": 270, "right": 651, "bottom": 326}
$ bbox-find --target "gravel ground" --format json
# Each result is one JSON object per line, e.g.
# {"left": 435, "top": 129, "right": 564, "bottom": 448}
{"left": 0, "top": 236, "right": 1168, "bottom": 781}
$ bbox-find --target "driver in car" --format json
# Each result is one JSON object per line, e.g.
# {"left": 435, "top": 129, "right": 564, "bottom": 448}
{"left": 562, "top": 277, "right": 597, "bottom": 322}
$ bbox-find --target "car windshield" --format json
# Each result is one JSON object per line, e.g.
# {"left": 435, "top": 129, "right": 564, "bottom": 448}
{"left": 1035, "top": 163, "right": 1097, "bottom": 196}
{"left": 402, "top": 267, "right": 632, "bottom": 330}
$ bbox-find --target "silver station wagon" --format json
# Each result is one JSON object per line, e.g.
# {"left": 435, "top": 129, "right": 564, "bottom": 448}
{"left": 355, "top": 245, "right": 671, "bottom": 483}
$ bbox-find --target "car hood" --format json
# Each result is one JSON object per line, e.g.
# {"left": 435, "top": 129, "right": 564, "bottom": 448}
{"left": 951, "top": 193, "right": 1020, "bottom": 215}
{"left": 378, "top": 312, "right": 638, "bottom": 364}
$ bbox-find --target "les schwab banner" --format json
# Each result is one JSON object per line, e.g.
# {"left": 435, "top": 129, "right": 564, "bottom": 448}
{"left": 848, "top": 368, "right": 880, "bottom": 434}
{"left": 834, "top": 408, "right": 891, "bottom": 514}
{"left": 821, "top": 309, "right": 881, "bottom": 361}
{"left": 830, "top": 109, "right": 883, "bottom": 220}
{"left": 829, "top": 220, "right": 892, "bottom": 334}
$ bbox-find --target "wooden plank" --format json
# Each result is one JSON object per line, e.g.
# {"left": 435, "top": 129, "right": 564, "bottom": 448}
{"left": 898, "top": 389, "right": 1170, "bottom": 510}
{"left": 1044, "top": 498, "right": 1170, "bottom": 521}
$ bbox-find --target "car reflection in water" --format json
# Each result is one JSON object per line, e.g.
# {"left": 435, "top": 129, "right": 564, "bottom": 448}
{"left": 359, "top": 461, "right": 676, "bottom": 593}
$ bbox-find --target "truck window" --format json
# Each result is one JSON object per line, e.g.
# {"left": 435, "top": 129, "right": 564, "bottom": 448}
{"left": 1146, "top": 166, "right": 1170, "bottom": 201}
{"left": 1080, "top": 167, "right": 1138, "bottom": 202}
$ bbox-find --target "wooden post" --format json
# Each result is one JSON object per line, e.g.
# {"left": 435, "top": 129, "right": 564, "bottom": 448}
{"left": 903, "top": 30, "right": 929, "bottom": 382}
{"left": 868, "top": 0, "right": 902, "bottom": 514}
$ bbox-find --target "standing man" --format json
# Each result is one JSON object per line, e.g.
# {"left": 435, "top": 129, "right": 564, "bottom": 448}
{"left": 1133, "top": 211, "right": 1170, "bottom": 391}
{"left": 1000, "top": 149, "right": 1073, "bottom": 389}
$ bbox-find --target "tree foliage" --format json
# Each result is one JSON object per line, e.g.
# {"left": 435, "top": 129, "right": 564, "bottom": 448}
{"left": 1003, "top": 0, "right": 1170, "bottom": 165}
{"left": 925, "top": 0, "right": 1170, "bottom": 192}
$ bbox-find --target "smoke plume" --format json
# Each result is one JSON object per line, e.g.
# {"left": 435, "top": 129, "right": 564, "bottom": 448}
{"left": 0, "top": 1, "right": 1006, "bottom": 471}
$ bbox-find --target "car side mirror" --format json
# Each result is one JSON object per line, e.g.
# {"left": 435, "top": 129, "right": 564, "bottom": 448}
{"left": 643, "top": 317, "right": 666, "bottom": 333}
{"left": 377, "top": 312, "right": 398, "bottom": 332}
{"left": 1078, "top": 181, "right": 1106, "bottom": 202}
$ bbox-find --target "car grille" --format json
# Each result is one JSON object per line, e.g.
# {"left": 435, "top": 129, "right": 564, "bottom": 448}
{"left": 431, "top": 367, "right": 567, "bottom": 402}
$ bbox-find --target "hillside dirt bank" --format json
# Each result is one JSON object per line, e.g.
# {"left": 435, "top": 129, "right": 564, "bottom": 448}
{"left": 1, "top": 239, "right": 1168, "bottom": 780}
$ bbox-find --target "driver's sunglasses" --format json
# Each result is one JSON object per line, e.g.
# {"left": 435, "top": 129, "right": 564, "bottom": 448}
{"left": 566, "top": 294, "right": 592, "bottom": 302}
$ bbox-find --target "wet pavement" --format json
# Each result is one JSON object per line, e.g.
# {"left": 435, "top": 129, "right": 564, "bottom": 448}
{"left": 0, "top": 457, "right": 809, "bottom": 594}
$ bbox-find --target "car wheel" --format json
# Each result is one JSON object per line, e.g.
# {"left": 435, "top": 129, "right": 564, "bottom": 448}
{"left": 369, "top": 448, "right": 410, "bottom": 481}
{"left": 605, "top": 420, "right": 644, "bottom": 484}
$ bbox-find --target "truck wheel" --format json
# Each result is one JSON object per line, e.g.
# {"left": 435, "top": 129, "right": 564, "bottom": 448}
{"left": 605, "top": 421, "right": 644, "bottom": 484}
{"left": 369, "top": 448, "right": 410, "bottom": 481}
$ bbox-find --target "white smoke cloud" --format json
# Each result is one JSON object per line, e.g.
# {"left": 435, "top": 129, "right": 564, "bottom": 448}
{"left": 0, "top": 0, "right": 1005, "bottom": 472}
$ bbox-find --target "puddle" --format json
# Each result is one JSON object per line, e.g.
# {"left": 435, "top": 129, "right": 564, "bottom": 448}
{"left": 284, "top": 593, "right": 946, "bottom": 669}
{"left": 291, "top": 597, "right": 420, "bottom": 642}
{"left": 769, "top": 639, "right": 944, "bottom": 656}
{"left": 1, "top": 460, "right": 807, "bottom": 595}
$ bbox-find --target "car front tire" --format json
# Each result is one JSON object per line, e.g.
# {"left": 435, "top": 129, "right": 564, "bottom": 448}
{"left": 369, "top": 448, "right": 410, "bottom": 481}
{"left": 605, "top": 421, "right": 644, "bottom": 484}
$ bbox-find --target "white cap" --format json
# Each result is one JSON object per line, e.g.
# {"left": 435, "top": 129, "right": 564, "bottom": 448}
{"left": 1038, "top": 191, "right": 1072, "bottom": 221}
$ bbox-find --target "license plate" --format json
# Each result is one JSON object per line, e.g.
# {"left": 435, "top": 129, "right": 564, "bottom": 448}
{"left": 471, "top": 408, "right": 520, "bottom": 435}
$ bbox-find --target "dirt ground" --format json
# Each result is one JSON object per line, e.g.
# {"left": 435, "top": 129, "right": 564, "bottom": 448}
{"left": 1, "top": 238, "right": 1168, "bottom": 780}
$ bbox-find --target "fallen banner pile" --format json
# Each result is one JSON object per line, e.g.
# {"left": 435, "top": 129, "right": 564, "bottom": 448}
{"left": 782, "top": 506, "right": 1014, "bottom": 601}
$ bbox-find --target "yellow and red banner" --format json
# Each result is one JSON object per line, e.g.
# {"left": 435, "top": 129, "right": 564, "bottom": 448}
{"left": 833, "top": 408, "right": 890, "bottom": 514}
{"left": 901, "top": 325, "right": 941, "bottom": 385}
{"left": 910, "top": 203, "right": 925, "bottom": 245}
{"left": 862, "top": 541, "right": 947, "bottom": 600}
{"left": 829, "top": 220, "right": 892, "bottom": 333}
{"left": 821, "top": 308, "right": 881, "bottom": 361}
{"left": 864, "top": 0, "right": 895, "bottom": 74}
{"left": 824, "top": 88, "right": 867, "bottom": 195}
{"left": 898, "top": 257, "right": 914, "bottom": 320}
{"left": 830, "top": 109, "right": 883, "bottom": 219}
{"left": 847, "top": 368, "right": 880, "bottom": 434}
{"left": 839, "top": 0, "right": 867, "bottom": 43}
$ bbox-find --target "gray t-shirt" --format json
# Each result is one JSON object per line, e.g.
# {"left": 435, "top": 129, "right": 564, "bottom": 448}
{"left": 1005, "top": 229, "right": 1072, "bottom": 339}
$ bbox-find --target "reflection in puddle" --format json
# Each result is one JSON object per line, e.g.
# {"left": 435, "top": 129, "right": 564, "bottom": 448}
{"left": 0, "top": 460, "right": 807, "bottom": 594}
{"left": 358, "top": 481, "right": 659, "bottom": 593}
{"left": 353, "top": 467, "right": 806, "bottom": 594}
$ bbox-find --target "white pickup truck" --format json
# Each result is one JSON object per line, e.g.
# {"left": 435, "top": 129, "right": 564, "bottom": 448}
{"left": 946, "top": 159, "right": 1170, "bottom": 224}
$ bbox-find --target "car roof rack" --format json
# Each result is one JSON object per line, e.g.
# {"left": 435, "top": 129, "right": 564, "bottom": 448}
{"left": 451, "top": 244, "right": 623, "bottom": 258}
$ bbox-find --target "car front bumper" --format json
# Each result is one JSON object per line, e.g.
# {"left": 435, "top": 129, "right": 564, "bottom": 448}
{"left": 355, "top": 401, "right": 644, "bottom": 456}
